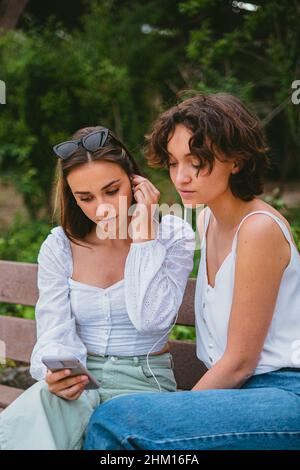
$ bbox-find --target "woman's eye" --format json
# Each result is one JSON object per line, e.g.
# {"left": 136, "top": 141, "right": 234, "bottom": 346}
{"left": 191, "top": 158, "right": 201, "bottom": 168}
{"left": 191, "top": 158, "right": 207, "bottom": 170}
{"left": 168, "top": 162, "right": 177, "bottom": 167}
{"left": 80, "top": 197, "right": 93, "bottom": 202}
{"left": 106, "top": 189, "right": 119, "bottom": 196}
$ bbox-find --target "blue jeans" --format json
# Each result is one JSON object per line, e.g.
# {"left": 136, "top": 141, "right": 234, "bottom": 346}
{"left": 83, "top": 368, "right": 300, "bottom": 450}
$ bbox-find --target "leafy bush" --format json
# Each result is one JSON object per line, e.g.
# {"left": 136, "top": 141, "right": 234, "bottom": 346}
{"left": 0, "top": 213, "right": 51, "bottom": 262}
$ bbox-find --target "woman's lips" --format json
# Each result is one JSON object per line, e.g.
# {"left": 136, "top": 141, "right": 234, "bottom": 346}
{"left": 178, "top": 189, "right": 196, "bottom": 196}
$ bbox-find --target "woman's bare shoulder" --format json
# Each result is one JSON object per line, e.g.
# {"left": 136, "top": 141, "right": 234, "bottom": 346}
{"left": 243, "top": 199, "right": 294, "bottom": 242}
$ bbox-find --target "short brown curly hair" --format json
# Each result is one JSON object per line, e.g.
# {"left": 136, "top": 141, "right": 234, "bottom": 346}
{"left": 145, "top": 93, "right": 270, "bottom": 201}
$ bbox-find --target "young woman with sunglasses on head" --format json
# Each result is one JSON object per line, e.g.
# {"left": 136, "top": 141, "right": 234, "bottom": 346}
{"left": 0, "top": 126, "right": 195, "bottom": 450}
{"left": 84, "top": 94, "right": 300, "bottom": 450}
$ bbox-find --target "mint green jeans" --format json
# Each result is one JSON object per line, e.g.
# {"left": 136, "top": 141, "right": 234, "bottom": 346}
{"left": 0, "top": 353, "right": 176, "bottom": 450}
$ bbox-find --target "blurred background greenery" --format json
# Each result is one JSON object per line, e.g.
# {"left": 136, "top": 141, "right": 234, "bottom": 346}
{"left": 0, "top": 0, "right": 299, "bottom": 343}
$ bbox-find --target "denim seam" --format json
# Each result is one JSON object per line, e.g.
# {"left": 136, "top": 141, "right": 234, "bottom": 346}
{"left": 121, "top": 430, "right": 300, "bottom": 446}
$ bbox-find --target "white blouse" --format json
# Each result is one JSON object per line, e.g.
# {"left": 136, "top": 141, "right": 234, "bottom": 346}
{"left": 195, "top": 208, "right": 300, "bottom": 375}
{"left": 30, "top": 215, "right": 195, "bottom": 380}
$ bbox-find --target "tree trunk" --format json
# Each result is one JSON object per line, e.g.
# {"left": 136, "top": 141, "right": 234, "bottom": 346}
{"left": 0, "top": 0, "right": 29, "bottom": 30}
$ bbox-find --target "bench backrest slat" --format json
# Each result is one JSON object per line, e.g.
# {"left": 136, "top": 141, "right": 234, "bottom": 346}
{"left": 0, "top": 316, "right": 36, "bottom": 363}
{"left": 0, "top": 261, "right": 38, "bottom": 306}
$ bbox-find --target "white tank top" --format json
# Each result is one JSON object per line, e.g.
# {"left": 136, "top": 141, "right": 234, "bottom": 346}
{"left": 195, "top": 208, "right": 300, "bottom": 375}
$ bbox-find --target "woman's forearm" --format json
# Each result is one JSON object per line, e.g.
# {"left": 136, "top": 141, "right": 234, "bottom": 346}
{"left": 192, "top": 356, "right": 255, "bottom": 391}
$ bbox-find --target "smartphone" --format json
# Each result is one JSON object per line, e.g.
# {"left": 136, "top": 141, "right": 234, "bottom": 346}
{"left": 41, "top": 355, "right": 101, "bottom": 390}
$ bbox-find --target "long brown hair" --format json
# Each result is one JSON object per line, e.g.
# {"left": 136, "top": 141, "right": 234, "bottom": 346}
{"left": 53, "top": 126, "right": 143, "bottom": 248}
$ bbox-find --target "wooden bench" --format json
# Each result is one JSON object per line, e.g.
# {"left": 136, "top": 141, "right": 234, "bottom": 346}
{"left": 0, "top": 260, "right": 207, "bottom": 411}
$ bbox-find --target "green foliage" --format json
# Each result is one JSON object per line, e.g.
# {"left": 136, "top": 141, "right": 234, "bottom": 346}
{"left": 291, "top": 224, "right": 300, "bottom": 250}
{"left": 0, "top": 23, "right": 132, "bottom": 217}
{"left": 288, "top": 207, "right": 300, "bottom": 251}
{"left": 179, "top": 0, "right": 300, "bottom": 178}
{"left": 0, "top": 302, "right": 35, "bottom": 320}
{"left": 0, "top": 213, "right": 51, "bottom": 262}
{"left": 170, "top": 325, "right": 196, "bottom": 341}
{"left": 263, "top": 189, "right": 288, "bottom": 213}
{"left": 0, "top": 0, "right": 299, "bottom": 220}
{"left": 0, "top": 358, "right": 16, "bottom": 372}
{"left": 263, "top": 191, "right": 300, "bottom": 251}
{"left": 0, "top": 0, "right": 191, "bottom": 218}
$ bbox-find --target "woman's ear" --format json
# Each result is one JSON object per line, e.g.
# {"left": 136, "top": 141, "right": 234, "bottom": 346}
{"left": 231, "top": 161, "right": 241, "bottom": 174}
{"left": 129, "top": 175, "right": 134, "bottom": 190}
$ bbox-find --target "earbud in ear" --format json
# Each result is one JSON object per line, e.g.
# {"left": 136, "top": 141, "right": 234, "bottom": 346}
{"left": 232, "top": 162, "right": 240, "bottom": 174}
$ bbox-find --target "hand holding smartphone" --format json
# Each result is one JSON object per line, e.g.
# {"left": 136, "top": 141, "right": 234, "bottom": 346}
{"left": 42, "top": 355, "right": 101, "bottom": 390}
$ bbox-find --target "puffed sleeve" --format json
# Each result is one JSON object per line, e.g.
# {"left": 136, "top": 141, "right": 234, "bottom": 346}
{"left": 124, "top": 215, "right": 195, "bottom": 333}
{"left": 29, "top": 227, "right": 87, "bottom": 381}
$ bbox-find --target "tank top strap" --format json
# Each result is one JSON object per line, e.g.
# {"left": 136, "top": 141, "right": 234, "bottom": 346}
{"left": 231, "top": 210, "right": 293, "bottom": 253}
{"left": 199, "top": 207, "right": 211, "bottom": 250}
{"left": 204, "top": 207, "right": 211, "bottom": 232}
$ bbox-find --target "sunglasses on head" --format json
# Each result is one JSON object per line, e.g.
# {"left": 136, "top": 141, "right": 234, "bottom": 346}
{"left": 53, "top": 128, "right": 109, "bottom": 160}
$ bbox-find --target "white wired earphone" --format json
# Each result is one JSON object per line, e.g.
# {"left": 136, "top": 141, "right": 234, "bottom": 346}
{"left": 144, "top": 206, "right": 189, "bottom": 392}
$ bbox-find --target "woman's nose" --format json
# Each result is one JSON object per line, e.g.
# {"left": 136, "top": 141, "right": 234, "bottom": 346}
{"left": 174, "top": 167, "right": 192, "bottom": 186}
{"left": 96, "top": 203, "right": 115, "bottom": 220}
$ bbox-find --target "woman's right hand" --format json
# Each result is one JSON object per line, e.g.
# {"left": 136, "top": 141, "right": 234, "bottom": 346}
{"left": 45, "top": 369, "right": 89, "bottom": 401}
